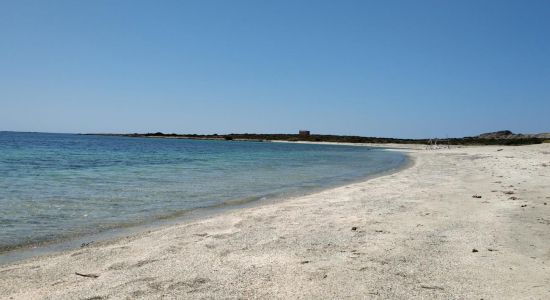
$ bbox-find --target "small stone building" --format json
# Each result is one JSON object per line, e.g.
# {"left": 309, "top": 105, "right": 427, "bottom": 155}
{"left": 299, "top": 130, "right": 310, "bottom": 137}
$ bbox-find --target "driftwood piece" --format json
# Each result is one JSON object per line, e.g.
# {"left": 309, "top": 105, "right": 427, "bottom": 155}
{"left": 420, "top": 285, "right": 444, "bottom": 290}
{"left": 75, "top": 272, "right": 99, "bottom": 278}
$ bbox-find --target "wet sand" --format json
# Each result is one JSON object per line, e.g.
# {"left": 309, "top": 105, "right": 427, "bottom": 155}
{"left": 1, "top": 143, "right": 549, "bottom": 299}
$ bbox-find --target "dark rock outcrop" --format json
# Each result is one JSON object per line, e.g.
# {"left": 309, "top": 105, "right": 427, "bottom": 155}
{"left": 477, "top": 130, "right": 550, "bottom": 140}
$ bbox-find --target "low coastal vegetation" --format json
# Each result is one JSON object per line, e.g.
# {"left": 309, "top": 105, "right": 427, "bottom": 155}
{"left": 89, "top": 130, "right": 548, "bottom": 146}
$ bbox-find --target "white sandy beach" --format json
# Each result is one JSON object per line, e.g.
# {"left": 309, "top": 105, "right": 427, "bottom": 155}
{"left": 1, "top": 143, "right": 549, "bottom": 299}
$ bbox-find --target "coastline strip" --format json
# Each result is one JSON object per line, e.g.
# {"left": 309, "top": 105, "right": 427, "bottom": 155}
{"left": 1, "top": 143, "right": 549, "bottom": 299}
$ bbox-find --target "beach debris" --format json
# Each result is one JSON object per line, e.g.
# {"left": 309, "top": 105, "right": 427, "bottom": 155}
{"left": 351, "top": 226, "right": 358, "bottom": 231}
{"left": 472, "top": 248, "right": 479, "bottom": 253}
{"left": 472, "top": 195, "right": 482, "bottom": 198}
{"left": 544, "top": 203, "right": 547, "bottom": 205}
{"left": 497, "top": 149, "right": 503, "bottom": 151}
{"left": 368, "top": 291, "right": 380, "bottom": 295}
{"left": 503, "top": 191, "right": 515, "bottom": 195}
{"left": 395, "top": 271, "right": 407, "bottom": 278}
{"left": 521, "top": 204, "right": 527, "bottom": 207}
{"left": 420, "top": 285, "right": 444, "bottom": 290}
{"left": 75, "top": 272, "right": 99, "bottom": 278}
{"left": 488, "top": 248, "right": 498, "bottom": 252}
{"left": 509, "top": 196, "right": 518, "bottom": 200}
{"left": 80, "top": 241, "right": 93, "bottom": 248}
{"left": 300, "top": 260, "right": 311, "bottom": 264}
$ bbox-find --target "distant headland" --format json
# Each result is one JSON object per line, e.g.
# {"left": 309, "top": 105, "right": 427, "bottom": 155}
{"left": 85, "top": 130, "right": 550, "bottom": 146}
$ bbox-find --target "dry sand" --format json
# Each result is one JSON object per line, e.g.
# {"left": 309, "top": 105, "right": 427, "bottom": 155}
{"left": 1, "top": 144, "right": 549, "bottom": 299}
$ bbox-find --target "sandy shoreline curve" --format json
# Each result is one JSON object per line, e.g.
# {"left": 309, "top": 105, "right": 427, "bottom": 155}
{"left": 0, "top": 145, "right": 408, "bottom": 264}
{"left": 1, "top": 143, "right": 549, "bottom": 299}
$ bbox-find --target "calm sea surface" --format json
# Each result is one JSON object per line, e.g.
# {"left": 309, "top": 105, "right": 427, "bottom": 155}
{"left": 0, "top": 132, "right": 406, "bottom": 251}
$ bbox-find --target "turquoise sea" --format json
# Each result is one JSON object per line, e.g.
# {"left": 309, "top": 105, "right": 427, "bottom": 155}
{"left": 0, "top": 132, "right": 406, "bottom": 252}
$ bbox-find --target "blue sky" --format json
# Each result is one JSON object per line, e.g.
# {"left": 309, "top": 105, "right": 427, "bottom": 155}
{"left": 1, "top": 0, "right": 548, "bottom": 138}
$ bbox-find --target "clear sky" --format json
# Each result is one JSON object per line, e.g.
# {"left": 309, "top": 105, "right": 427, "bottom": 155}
{"left": 1, "top": 0, "right": 549, "bottom": 138}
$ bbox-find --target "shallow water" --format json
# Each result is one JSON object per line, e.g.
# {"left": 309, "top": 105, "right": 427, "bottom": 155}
{"left": 0, "top": 132, "right": 406, "bottom": 251}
